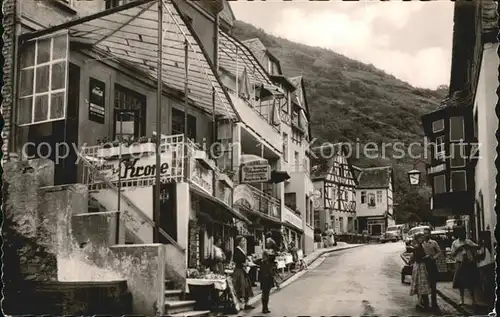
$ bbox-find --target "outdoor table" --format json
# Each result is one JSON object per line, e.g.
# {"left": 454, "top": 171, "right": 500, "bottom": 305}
{"left": 185, "top": 278, "right": 227, "bottom": 292}
{"left": 185, "top": 278, "right": 228, "bottom": 311}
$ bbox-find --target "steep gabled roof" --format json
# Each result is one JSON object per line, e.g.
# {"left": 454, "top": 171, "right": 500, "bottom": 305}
{"left": 310, "top": 144, "right": 356, "bottom": 183}
{"left": 356, "top": 166, "right": 392, "bottom": 189}
{"left": 242, "top": 38, "right": 283, "bottom": 74}
{"left": 220, "top": 0, "right": 236, "bottom": 26}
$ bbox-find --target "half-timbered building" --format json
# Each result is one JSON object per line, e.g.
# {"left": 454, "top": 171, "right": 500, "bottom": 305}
{"left": 354, "top": 166, "right": 395, "bottom": 236}
{"left": 311, "top": 144, "right": 357, "bottom": 234}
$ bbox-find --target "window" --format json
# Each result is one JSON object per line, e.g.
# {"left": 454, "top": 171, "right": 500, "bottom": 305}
{"left": 434, "top": 136, "right": 445, "bottom": 161}
{"left": 284, "top": 193, "right": 296, "bottom": 210}
{"left": 450, "top": 143, "right": 466, "bottom": 167}
{"left": 172, "top": 108, "right": 197, "bottom": 141}
{"left": 376, "top": 190, "right": 383, "bottom": 203}
{"left": 344, "top": 190, "right": 348, "bottom": 201}
{"left": 292, "top": 107, "right": 300, "bottom": 127}
{"left": 361, "top": 191, "right": 367, "bottom": 204}
{"left": 294, "top": 151, "right": 299, "bottom": 171}
{"left": 435, "top": 136, "right": 444, "bottom": 153}
{"left": 283, "top": 133, "right": 289, "bottom": 162}
{"left": 291, "top": 128, "right": 302, "bottom": 144}
{"left": 115, "top": 110, "right": 136, "bottom": 141}
{"left": 433, "top": 174, "right": 446, "bottom": 194}
{"left": 449, "top": 116, "right": 465, "bottom": 141}
{"left": 114, "top": 84, "right": 146, "bottom": 139}
{"left": 18, "top": 32, "right": 69, "bottom": 125}
{"left": 305, "top": 194, "right": 310, "bottom": 225}
{"left": 368, "top": 193, "right": 376, "bottom": 207}
{"left": 432, "top": 119, "right": 444, "bottom": 133}
{"left": 450, "top": 171, "right": 467, "bottom": 192}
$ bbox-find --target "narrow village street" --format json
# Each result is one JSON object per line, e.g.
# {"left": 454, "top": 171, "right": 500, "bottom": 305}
{"left": 243, "top": 243, "right": 458, "bottom": 316}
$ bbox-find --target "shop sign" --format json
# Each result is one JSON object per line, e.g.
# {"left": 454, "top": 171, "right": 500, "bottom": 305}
{"left": 241, "top": 164, "right": 270, "bottom": 183}
{"left": 191, "top": 160, "right": 213, "bottom": 195}
{"left": 284, "top": 207, "right": 302, "bottom": 229}
{"left": 88, "top": 77, "right": 106, "bottom": 124}
{"left": 428, "top": 163, "right": 445, "bottom": 174}
{"left": 94, "top": 151, "right": 172, "bottom": 181}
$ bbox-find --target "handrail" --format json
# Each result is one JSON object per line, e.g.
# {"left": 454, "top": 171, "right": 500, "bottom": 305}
{"left": 77, "top": 151, "right": 185, "bottom": 253}
{"left": 247, "top": 184, "right": 280, "bottom": 205}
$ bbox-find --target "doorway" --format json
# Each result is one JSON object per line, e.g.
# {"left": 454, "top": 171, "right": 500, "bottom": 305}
{"left": 154, "top": 182, "right": 177, "bottom": 244}
{"left": 370, "top": 224, "right": 382, "bottom": 236}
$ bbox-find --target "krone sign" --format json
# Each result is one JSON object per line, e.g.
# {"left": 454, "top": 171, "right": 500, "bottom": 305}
{"left": 95, "top": 151, "right": 173, "bottom": 182}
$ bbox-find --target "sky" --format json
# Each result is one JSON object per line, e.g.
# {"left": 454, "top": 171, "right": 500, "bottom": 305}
{"left": 230, "top": 0, "right": 454, "bottom": 90}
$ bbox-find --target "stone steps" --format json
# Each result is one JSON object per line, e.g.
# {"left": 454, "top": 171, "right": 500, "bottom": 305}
{"left": 164, "top": 300, "right": 197, "bottom": 315}
{"left": 166, "top": 309, "right": 211, "bottom": 317}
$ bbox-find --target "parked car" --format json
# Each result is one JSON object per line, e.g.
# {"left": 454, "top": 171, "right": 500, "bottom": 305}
{"left": 380, "top": 225, "right": 403, "bottom": 243}
{"left": 405, "top": 225, "right": 431, "bottom": 246}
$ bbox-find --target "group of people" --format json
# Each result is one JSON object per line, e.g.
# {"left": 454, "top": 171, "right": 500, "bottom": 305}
{"left": 232, "top": 232, "right": 279, "bottom": 314}
{"left": 409, "top": 226, "right": 492, "bottom": 310}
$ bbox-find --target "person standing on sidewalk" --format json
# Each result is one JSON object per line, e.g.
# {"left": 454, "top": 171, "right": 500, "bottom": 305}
{"left": 409, "top": 233, "right": 432, "bottom": 310}
{"left": 422, "top": 227, "right": 441, "bottom": 311}
{"left": 255, "top": 247, "right": 276, "bottom": 314}
{"left": 232, "top": 236, "right": 255, "bottom": 310}
{"left": 450, "top": 227, "right": 479, "bottom": 307}
{"left": 476, "top": 232, "right": 493, "bottom": 300}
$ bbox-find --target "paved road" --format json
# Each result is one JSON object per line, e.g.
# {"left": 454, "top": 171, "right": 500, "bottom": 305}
{"left": 244, "top": 242, "right": 458, "bottom": 316}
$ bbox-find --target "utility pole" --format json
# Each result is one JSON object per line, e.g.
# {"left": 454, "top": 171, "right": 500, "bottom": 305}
{"left": 154, "top": 0, "right": 163, "bottom": 243}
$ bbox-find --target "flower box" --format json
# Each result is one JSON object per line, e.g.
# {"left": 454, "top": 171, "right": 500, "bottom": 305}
{"left": 97, "top": 142, "right": 155, "bottom": 159}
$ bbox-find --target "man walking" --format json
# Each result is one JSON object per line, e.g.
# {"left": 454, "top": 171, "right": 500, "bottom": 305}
{"left": 422, "top": 227, "right": 441, "bottom": 311}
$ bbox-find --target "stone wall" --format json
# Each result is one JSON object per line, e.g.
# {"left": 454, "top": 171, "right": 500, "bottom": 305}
{"left": 2, "top": 159, "right": 167, "bottom": 315}
{"left": 2, "top": 159, "right": 58, "bottom": 282}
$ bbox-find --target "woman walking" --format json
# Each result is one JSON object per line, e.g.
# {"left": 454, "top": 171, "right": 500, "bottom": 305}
{"left": 232, "top": 236, "right": 254, "bottom": 310}
{"left": 451, "top": 227, "right": 479, "bottom": 306}
{"left": 409, "top": 233, "right": 431, "bottom": 310}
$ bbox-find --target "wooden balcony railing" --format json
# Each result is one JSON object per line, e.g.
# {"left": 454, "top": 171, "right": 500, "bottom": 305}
{"left": 247, "top": 184, "right": 281, "bottom": 220}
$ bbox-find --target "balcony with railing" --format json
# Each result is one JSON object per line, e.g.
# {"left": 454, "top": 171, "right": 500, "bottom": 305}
{"left": 81, "top": 134, "right": 234, "bottom": 203}
{"left": 245, "top": 184, "right": 281, "bottom": 221}
{"left": 283, "top": 205, "right": 303, "bottom": 230}
{"left": 79, "top": 133, "right": 235, "bottom": 245}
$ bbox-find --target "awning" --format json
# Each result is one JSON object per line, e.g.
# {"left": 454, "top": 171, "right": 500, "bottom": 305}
{"left": 240, "top": 154, "right": 267, "bottom": 165}
{"left": 255, "top": 84, "right": 285, "bottom": 101}
{"left": 189, "top": 182, "right": 251, "bottom": 224}
{"left": 218, "top": 30, "right": 272, "bottom": 86}
{"left": 282, "top": 220, "right": 304, "bottom": 233}
{"left": 19, "top": 0, "right": 239, "bottom": 121}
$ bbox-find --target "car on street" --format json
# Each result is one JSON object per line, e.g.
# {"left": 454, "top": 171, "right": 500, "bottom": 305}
{"left": 379, "top": 225, "right": 403, "bottom": 243}
{"left": 404, "top": 225, "right": 431, "bottom": 246}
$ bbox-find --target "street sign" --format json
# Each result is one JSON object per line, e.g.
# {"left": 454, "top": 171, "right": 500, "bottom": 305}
{"left": 241, "top": 164, "right": 271, "bottom": 183}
